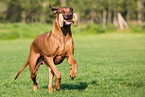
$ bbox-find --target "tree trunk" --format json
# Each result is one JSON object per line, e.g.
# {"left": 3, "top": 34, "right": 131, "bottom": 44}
{"left": 142, "top": 0, "right": 144, "bottom": 21}
{"left": 113, "top": 11, "right": 118, "bottom": 28}
{"left": 31, "top": 15, "right": 35, "bottom": 23}
{"left": 41, "top": 1, "right": 46, "bottom": 23}
{"left": 60, "top": 0, "right": 66, "bottom": 7}
{"left": 126, "top": 0, "right": 130, "bottom": 21}
{"left": 103, "top": 9, "right": 106, "bottom": 29}
{"left": 117, "top": 12, "right": 129, "bottom": 30}
{"left": 90, "top": 10, "right": 95, "bottom": 23}
{"left": 137, "top": 0, "right": 142, "bottom": 24}
{"left": 118, "top": 13, "right": 124, "bottom": 30}
{"left": 21, "top": 10, "right": 26, "bottom": 24}
{"left": 107, "top": 10, "right": 112, "bottom": 24}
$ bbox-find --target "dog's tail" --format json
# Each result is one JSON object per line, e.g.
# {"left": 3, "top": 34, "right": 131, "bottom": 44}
{"left": 15, "top": 60, "right": 28, "bottom": 80}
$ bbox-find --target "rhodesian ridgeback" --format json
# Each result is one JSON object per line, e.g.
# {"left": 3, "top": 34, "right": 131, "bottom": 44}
{"left": 15, "top": 5, "right": 78, "bottom": 93}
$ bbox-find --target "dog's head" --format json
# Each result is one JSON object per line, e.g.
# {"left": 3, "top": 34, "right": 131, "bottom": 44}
{"left": 49, "top": 5, "right": 78, "bottom": 27}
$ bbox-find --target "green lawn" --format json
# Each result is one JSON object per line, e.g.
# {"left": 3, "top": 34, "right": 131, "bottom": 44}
{"left": 0, "top": 34, "right": 145, "bottom": 97}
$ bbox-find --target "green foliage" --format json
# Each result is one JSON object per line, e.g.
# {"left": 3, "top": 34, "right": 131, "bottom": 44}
{"left": 0, "top": 2, "right": 7, "bottom": 12}
{"left": 0, "top": 34, "right": 145, "bottom": 96}
{"left": 130, "top": 23, "right": 145, "bottom": 33}
{"left": 0, "top": 0, "right": 144, "bottom": 23}
{"left": 0, "top": 23, "right": 145, "bottom": 40}
{"left": 0, "top": 23, "right": 53, "bottom": 39}
{"left": 0, "top": 31, "right": 19, "bottom": 39}
{"left": 0, "top": 2, "right": 7, "bottom": 22}
{"left": 79, "top": 23, "right": 105, "bottom": 34}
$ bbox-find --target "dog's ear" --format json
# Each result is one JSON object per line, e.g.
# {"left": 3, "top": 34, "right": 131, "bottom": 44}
{"left": 49, "top": 4, "right": 59, "bottom": 14}
{"left": 59, "top": 14, "right": 64, "bottom": 27}
{"left": 70, "top": 7, "right": 73, "bottom": 11}
{"left": 72, "top": 13, "right": 78, "bottom": 27}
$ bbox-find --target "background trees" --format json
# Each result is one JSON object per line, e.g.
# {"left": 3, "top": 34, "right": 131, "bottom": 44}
{"left": 0, "top": 0, "right": 144, "bottom": 25}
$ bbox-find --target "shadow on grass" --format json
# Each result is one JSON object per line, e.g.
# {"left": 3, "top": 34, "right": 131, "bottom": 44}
{"left": 60, "top": 82, "right": 88, "bottom": 91}
{"left": 41, "top": 82, "right": 88, "bottom": 91}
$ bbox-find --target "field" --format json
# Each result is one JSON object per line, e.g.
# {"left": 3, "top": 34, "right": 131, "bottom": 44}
{"left": 0, "top": 33, "right": 145, "bottom": 97}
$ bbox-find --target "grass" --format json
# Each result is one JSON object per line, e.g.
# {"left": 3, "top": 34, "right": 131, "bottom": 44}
{"left": 0, "top": 23, "right": 53, "bottom": 39}
{"left": 0, "top": 33, "right": 145, "bottom": 97}
{"left": 0, "top": 23, "right": 145, "bottom": 40}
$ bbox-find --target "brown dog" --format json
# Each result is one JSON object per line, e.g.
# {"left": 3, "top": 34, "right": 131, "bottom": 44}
{"left": 15, "top": 5, "right": 78, "bottom": 93}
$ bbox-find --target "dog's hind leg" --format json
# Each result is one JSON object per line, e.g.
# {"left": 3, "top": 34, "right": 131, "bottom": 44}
{"left": 44, "top": 56, "right": 61, "bottom": 91}
{"left": 48, "top": 66, "right": 54, "bottom": 93}
{"left": 33, "top": 56, "right": 44, "bottom": 76}
{"left": 28, "top": 50, "right": 40, "bottom": 91}
{"left": 43, "top": 59, "right": 54, "bottom": 93}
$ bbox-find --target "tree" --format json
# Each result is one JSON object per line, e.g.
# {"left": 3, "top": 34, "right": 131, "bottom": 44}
{"left": 41, "top": 0, "right": 47, "bottom": 23}
{"left": 107, "top": 0, "right": 112, "bottom": 24}
{"left": 126, "top": 0, "right": 131, "bottom": 21}
{"left": 60, "top": 0, "right": 66, "bottom": 7}
{"left": 117, "top": 12, "right": 129, "bottom": 30}
{"left": 2, "top": 0, "right": 145, "bottom": 24}
{"left": 103, "top": 9, "right": 106, "bottom": 29}
{"left": 137, "top": 0, "right": 144, "bottom": 24}
{"left": 6, "top": 0, "right": 21, "bottom": 22}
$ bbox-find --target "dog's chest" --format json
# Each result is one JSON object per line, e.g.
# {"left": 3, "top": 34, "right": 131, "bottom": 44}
{"left": 54, "top": 37, "right": 72, "bottom": 56}
{"left": 54, "top": 39, "right": 66, "bottom": 56}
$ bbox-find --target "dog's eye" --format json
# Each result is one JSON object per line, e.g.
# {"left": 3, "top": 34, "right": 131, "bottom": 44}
{"left": 61, "top": 11, "right": 65, "bottom": 13}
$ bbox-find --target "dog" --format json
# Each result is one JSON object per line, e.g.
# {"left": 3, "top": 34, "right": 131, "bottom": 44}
{"left": 15, "top": 5, "right": 78, "bottom": 93}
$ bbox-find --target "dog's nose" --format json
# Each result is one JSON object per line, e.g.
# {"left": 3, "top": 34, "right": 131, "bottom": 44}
{"left": 67, "top": 14, "right": 72, "bottom": 17}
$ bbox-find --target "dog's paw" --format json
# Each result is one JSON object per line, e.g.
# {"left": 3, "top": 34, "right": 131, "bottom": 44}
{"left": 69, "top": 75, "right": 75, "bottom": 80}
{"left": 49, "top": 88, "right": 53, "bottom": 93}
{"left": 69, "top": 65, "right": 77, "bottom": 80}
{"left": 69, "top": 70, "right": 76, "bottom": 80}
{"left": 33, "top": 85, "right": 37, "bottom": 91}
{"left": 55, "top": 84, "right": 60, "bottom": 91}
{"left": 55, "top": 78, "right": 61, "bottom": 91}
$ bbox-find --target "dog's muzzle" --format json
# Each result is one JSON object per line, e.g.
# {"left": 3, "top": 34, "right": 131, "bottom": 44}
{"left": 64, "top": 20, "right": 71, "bottom": 25}
{"left": 59, "top": 13, "right": 78, "bottom": 27}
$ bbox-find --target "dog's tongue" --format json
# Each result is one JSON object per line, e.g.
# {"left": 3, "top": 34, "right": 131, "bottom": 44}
{"left": 65, "top": 21, "right": 71, "bottom": 25}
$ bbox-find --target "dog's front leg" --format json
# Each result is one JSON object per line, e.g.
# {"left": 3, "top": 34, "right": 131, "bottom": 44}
{"left": 45, "top": 56, "right": 61, "bottom": 91}
{"left": 67, "top": 54, "right": 77, "bottom": 80}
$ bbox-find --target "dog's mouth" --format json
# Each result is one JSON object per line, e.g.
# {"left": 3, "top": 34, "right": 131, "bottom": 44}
{"left": 59, "top": 13, "right": 77, "bottom": 27}
{"left": 64, "top": 20, "right": 72, "bottom": 25}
